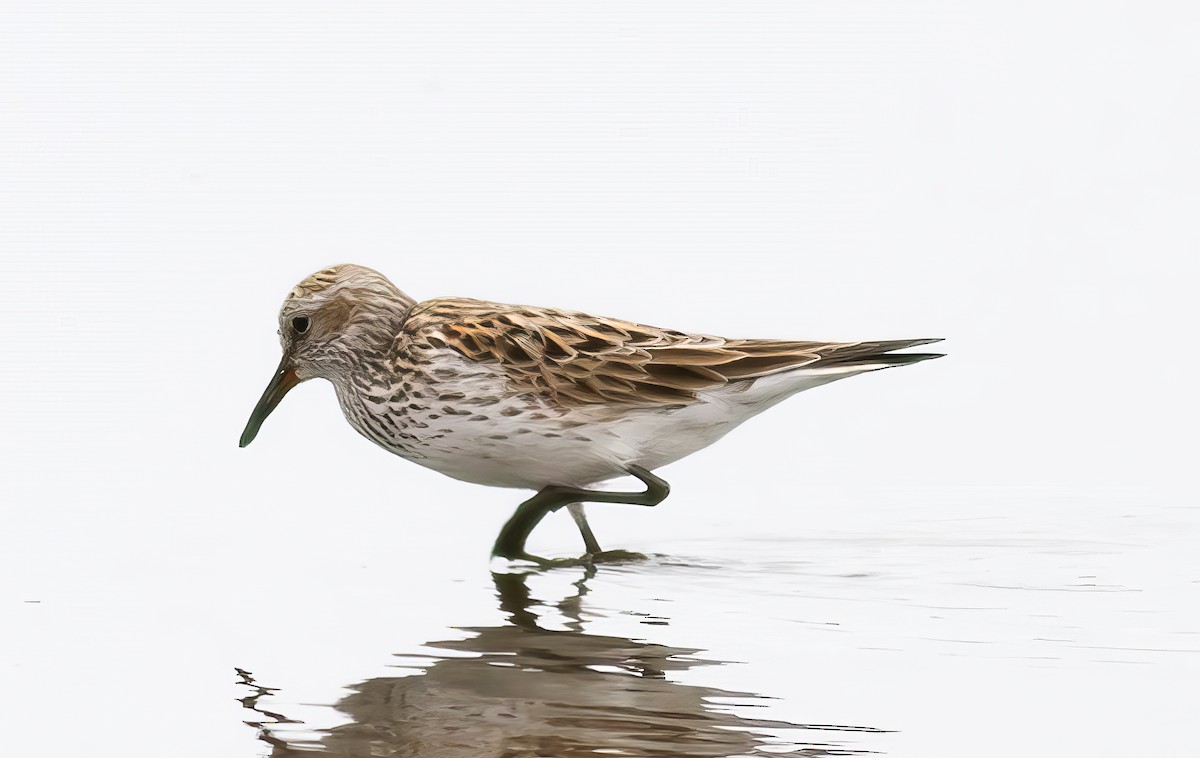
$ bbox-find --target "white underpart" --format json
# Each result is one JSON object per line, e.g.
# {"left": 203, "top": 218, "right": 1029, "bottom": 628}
{"left": 342, "top": 357, "right": 887, "bottom": 491}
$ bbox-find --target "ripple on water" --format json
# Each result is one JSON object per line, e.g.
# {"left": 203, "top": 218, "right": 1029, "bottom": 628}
{"left": 237, "top": 567, "right": 888, "bottom": 757}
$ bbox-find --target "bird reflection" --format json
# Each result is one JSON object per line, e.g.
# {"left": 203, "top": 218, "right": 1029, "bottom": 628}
{"left": 240, "top": 568, "right": 885, "bottom": 757}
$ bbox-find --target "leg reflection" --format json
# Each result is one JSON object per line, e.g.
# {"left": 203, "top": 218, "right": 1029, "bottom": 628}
{"left": 240, "top": 568, "right": 887, "bottom": 757}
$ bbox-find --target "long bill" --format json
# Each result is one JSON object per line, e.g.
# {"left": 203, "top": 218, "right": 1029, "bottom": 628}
{"left": 239, "top": 356, "right": 301, "bottom": 448}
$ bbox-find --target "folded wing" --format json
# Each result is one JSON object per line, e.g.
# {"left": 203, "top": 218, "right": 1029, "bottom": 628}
{"left": 404, "top": 298, "right": 942, "bottom": 408}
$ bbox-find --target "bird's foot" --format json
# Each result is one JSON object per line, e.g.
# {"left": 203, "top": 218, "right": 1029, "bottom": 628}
{"left": 492, "top": 551, "right": 585, "bottom": 569}
{"left": 586, "top": 549, "right": 649, "bottom": 564}
{"left": 493, "top": 549, "right": 650, "bottom": 569}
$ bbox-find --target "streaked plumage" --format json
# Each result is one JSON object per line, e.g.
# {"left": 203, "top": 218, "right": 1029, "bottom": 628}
{"left": 240, "top": 264, "right": 943, "bottom": 558}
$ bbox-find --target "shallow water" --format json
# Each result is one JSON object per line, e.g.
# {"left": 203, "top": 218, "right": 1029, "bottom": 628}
{"left": 238, "top": 565, "right": 887, "bottom": 757}
{"left": 237, "top": 564, "right": 887, "bottom": 757}
{"left": 196, "top": 492, "right": 1199, "bottom": 758}
{"left": 4, "top": 483, "right": 1197, "bottom": 758}
{"left": 4, "top": 485, "right": 1198, "bottom": 756}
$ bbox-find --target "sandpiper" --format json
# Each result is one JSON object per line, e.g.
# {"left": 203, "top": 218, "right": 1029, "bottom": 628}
{"left": 240, "top": 264, "right": 943, "bottom": 561}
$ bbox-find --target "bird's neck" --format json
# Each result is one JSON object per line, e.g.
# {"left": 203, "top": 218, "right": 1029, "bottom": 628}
{"left": 326, "top": 302, "right": 412, "bottom": 399}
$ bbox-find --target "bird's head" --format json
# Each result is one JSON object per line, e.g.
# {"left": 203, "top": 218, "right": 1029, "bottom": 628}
{"left": 239, "top": 264, "right": 415, "bottom": 448}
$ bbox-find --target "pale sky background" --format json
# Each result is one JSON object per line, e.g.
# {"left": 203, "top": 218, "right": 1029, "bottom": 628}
{"left": 2, "top": 2, "right": 1198, "bottom": 757}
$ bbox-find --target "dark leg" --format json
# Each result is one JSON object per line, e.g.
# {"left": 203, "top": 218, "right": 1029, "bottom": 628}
{"left": 491, "top": 466, "right": 670, "bottom": 560}
{"left": 491, "top": 489, "right": 569, "bottom": 560}
{"left": 567, "top": 504, "right": 602, "bottom": 554}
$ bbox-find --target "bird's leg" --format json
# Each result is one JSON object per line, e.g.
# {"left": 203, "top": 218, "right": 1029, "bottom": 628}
{"left": 491, "top": 466, "right": 670, "bottom": 562}
{"left": 491, "top": 488, "right": 570, "bottom": 561}
{"left": 567, "top": 503, "right": 603, "bottom": 555}
{"left": 568, "top": 466, "right": 671, "bottom": 508}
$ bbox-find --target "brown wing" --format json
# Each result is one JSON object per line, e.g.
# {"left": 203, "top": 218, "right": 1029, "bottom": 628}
{"left": 402, "top": 298, "right": 941, "bottom": 408}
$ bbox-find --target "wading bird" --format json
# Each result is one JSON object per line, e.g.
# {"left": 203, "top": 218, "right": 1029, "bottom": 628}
{"left": 240, "top": 265, "right": 942, "bottom": 562}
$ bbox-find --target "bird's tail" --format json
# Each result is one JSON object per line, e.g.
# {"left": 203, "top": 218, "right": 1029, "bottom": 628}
{"left": 779, "top": 338, "right": 945, "bottom": 380}
{"left": 819, "top": 338, "right": 944, "bottom": 370}
{"left": 722, "top": 337, "right": 944, "bottom": 410}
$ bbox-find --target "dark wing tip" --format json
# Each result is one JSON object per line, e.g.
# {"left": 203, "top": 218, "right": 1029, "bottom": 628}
{"left": 883, "top": 352, "right": 945, "bottom": 365}
{"left": 893, "top": 338, "right": 944, "bottom": 349}
{"left": 828, "top": 349, "right": 946, "bottom": 369}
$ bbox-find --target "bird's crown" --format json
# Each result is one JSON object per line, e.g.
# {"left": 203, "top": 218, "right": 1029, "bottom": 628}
{"left": 287, "top": 264, "right": 406, "bottom": 303}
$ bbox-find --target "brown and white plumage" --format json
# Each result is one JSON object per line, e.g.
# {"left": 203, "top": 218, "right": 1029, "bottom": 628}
{"left": 240, "top": 264, "right": 943, "bottom": 555}
{"left": 403, "top": 297, "right": 942, "bottom": 410}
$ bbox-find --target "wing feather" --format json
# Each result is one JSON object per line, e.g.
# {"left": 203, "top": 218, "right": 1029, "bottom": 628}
{"left": 402, "top": 298, "right": 941, "bottom": 409}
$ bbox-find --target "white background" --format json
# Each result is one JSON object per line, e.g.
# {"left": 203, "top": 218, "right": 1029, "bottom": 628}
{"left": 3, "top": 2, "right": 1198, "bottom": 757}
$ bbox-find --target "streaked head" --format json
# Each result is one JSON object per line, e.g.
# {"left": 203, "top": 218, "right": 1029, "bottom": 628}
{"left": 239, "top": 264, "right": 415, "bottom": 448}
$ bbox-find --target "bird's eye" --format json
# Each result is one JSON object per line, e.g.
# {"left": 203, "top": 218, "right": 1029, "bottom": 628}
{"left": 292, "top": 315, "right": 311, "bottom": 334}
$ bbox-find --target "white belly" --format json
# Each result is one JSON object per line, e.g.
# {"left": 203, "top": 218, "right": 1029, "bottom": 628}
{"left": 339, "top": 359, "right": 862, "bottom": 490}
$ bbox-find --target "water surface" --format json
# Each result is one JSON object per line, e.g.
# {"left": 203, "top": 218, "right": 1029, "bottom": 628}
{"left": 240, "top": 566, "right": 885, "bottom": 756}
{"left": 225, "top": 494, "right": 1199, "bottom": 757}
